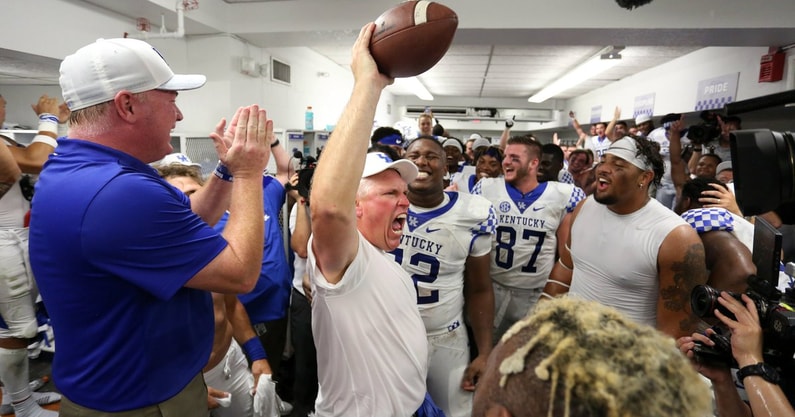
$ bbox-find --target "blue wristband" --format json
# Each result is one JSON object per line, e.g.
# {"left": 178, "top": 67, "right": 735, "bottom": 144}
{"left": 213, "top": 161, "right": 234, "bottom": 182}
{"left": 38, "top": 113, "right": 60, "bottom": 125}
{"left": 241, "top": 337, "right": 267, "bottom": 361}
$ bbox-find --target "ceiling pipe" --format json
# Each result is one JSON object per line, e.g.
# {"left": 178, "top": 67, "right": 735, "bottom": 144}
{"left": 124, "top": 1, "right": 187, "bottom": 40}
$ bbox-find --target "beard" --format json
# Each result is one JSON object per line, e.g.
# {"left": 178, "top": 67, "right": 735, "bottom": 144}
{"left": 593, "top": 190, "right": 618, "bottom": 206}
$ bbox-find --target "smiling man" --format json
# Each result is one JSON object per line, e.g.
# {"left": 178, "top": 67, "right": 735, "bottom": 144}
{"left": 30, "top": 38, "right": 272, "bottom": 415}
{"left": 473, "top": 135, "right": 584, "bottom": 342}
{"left": 544, "top": 136, "right": 707, "bottom": 338}
{"left": 392, "top": 136, "right": 496, "bottom": 417}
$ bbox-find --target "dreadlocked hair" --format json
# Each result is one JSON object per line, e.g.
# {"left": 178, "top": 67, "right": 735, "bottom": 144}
{"left": 626, "top": 134, "right": 665, "bottom": 187}
{"left": 495, "top": 297, "right": 711, "bottom": 417}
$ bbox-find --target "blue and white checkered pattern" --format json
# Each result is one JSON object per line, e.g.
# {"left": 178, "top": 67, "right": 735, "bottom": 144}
{"left": 633, "top": 109, "right": 653, "bottom": 118}
{"left": 681, "top": 207, "right": 734, "bottom": 234}
{"left": 566, "top": 186, "right": 586, "bottom": 212}
{"left": 559, "top": 169, "right": 575, "bottom": 185}
{"left": 475, "top": 204, "right": 498, "bottom": 235}
{"left": 695, "top": 97, "right": 733, "bottom": 111}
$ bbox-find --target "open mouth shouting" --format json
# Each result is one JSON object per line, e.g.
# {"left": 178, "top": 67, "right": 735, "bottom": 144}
{"left": 392, "top": 213, "right": 407, "bottom": 235}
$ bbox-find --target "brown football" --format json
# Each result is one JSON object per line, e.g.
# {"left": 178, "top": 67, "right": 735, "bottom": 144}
{"left": 369, "top": 1, "right": 458, "bottom": 78}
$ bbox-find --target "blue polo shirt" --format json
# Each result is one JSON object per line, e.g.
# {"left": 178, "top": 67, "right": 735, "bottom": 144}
{"left": 29, "top": 139, "right": 225, "bottom": 411}
{"left": 214, "top": 175, "right": 290, "bottom": 323}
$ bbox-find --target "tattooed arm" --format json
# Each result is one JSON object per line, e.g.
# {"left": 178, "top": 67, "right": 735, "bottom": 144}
{"left": 656, "top": 224, "right": 707, "bottom": 338}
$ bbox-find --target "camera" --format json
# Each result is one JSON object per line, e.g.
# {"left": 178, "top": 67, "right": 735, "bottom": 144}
{"left": 687, "top": 110, "right": 722, "bottom": 145}
{"left": 287, "top": 156, "right": 316, "bottom": 203}
{"left": 731, "top": 129, "right": 795, "bottom": 215}
{"left": 690, "top": 273, "right": 795, "bottom": 367}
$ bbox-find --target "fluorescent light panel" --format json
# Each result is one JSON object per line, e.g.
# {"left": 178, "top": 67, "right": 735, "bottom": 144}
{"left": 527, "top": 53, "right": 620, "bottom": 103}
{"left": 394, "top": 77, "right": 434, "bottom": 101}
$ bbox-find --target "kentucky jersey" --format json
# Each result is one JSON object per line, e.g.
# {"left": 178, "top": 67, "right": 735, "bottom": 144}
{"left": 473, "top": 179, "right": 584, "bottom": 289}
{"left": 585, "top": 135, "right": 611, "bottom": 159}
{"left": 388, "top": 192, "right": 497, "bottom": 332}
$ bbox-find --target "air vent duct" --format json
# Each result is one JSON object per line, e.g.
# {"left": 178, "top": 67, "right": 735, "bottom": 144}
{"left": 271, "top": 58, "right": 291, "bottom": 85}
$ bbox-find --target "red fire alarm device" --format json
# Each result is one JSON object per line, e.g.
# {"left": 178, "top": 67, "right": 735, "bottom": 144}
{"left": 759, "top": 50, "right": 785, "bottom": 83}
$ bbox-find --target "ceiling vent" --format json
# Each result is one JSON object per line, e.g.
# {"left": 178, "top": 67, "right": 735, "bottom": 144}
{"left": 405, "top": 106, "right": 555, "bottom": 122}
{"left": 223, "top": 0, "right": 294, "bottom": 3}
{"left": 405, "top": 106, "right": 468, "bottom": 118}
{"left": 270, "top": 57, "right": 291, "bottom": 85}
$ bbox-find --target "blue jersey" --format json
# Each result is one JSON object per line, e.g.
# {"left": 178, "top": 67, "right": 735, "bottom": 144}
{"left": 215, "top": 175, "right": 291, "bottom": 323}
{"left": 29, "top": 140, "right": 221, "bottom": 411}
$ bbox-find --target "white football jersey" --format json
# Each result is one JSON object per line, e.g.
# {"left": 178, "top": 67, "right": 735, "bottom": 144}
{"left": 585, "top": 135, "right": 611, "bottom": 159}
{"left": 448, "top": 172, "right": 478, "bottom": 194}
{"left": 388, "top": 192, "right": 497, "bottom": 332}
{"left": 473, "top": 179, "right": 584, "bottom": 289}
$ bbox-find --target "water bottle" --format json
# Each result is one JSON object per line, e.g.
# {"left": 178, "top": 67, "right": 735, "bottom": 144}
{"left": 305, "top": 106, "right": 314, "bottom": 131}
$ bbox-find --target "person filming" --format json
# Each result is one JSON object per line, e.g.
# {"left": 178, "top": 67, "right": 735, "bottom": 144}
{"left": 677, "top": 291, "right": 795, "bottom": 417}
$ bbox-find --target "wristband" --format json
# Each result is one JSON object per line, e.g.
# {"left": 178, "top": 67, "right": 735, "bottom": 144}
{"left": 557, "top": 258, "right": 573, "bottom": 271}
{"left": 37, "top": 113, "right": 59, "bottom": 135}
{"left": 270, "top": 139, "right": 280, "bottom": 148}
{"left": 31, "top": 135, "right": 58, "bottom": 148}
{"left": 213, "top": 161, "right": 234, "bottom": 182}
{"left": 547, "top": 278, "right": 571, "bottom": 289}
{"left": 693, "top": 147, "right": 702, "bottom": 153}
{"left": 241, "top": 337, "right": 268, "bottom": 361}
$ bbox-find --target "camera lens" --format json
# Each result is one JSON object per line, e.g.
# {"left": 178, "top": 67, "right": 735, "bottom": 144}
{"left": 691, "top": 285, "right": 720, "bottom": 318}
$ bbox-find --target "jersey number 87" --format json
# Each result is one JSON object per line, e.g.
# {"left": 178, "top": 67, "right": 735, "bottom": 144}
{"left": 494, "top": 226, "right": 545, "bottom": 273}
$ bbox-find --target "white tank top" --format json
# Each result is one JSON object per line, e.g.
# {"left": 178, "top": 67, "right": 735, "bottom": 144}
{"left": 569, "top": 196, "right": 687, "bottom": 327}
{"left": 0, "top": 182, "right": 29, "bottom": 229}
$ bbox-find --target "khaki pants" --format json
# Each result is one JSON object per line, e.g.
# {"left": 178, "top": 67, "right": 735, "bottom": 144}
{"left": 59, "top": 373, "right": 207, "bottom": 417}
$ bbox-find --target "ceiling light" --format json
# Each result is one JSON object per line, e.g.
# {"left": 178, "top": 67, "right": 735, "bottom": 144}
{"left": 394, "top": 77, "right": 434, "bottom": 101}
{"left": 528, "top": 46, "right": 623, "bottom": 103}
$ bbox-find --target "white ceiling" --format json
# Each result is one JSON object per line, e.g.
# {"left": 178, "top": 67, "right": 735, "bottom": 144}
{"left": 3, "top": 0, "right": 795, "bottom": 103}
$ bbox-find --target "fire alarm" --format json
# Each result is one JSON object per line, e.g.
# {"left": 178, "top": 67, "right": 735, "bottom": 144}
{"left": 759, "top": 50, "right": 785, "bottom": 83}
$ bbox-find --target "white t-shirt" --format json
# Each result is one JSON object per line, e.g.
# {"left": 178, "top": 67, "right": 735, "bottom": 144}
{"left": 308, "top": 232, "right": 428, "bottom": 417}
{"left": 569, "top": 197, "right": 687, "bottom": 327}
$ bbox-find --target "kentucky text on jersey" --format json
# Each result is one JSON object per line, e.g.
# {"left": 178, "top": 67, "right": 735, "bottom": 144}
{"left": 497, "top": 214, "right": 546, "bottom": 229}
{"left": 399, "top": 234, "right": 443, "bottom": 255}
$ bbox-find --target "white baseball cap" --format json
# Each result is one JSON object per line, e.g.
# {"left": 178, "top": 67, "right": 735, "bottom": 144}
{"left": 156, "top": 152, "right": 201, "bottom": 168}
{"left": 716, "top": 161, "right": 732, "bottom": 174}
{"left": 635, "top": 114, "right": 651, "bottom": 125}
{"left": 472, "top": 137, "right": 491, "bottom": 150}
{"left": 59, "top": 38, "right": 206, "bottom": 111}
{"left": 362, "top": 152, "right": 418, "bottom": 184}
{"left": 469, "top": 133, "right": 483, "bottom": 141}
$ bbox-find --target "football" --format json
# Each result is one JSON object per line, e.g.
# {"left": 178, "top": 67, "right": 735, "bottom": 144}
{"left": 369, "top": 1, "right": 458, "bottom": 78}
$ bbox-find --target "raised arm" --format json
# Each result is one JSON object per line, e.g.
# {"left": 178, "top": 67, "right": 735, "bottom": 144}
{"left": 185, "top": 106, "right": 271, "bottom": 293}
{"left": 655, "top": 224, "right": 707, "bottom": 338}
{"left": 498, "top": 124, "right": 511, "bottom": 151}
{"left": 605, "top": 106, "right": 620, "bottom": 140}
{"left": 310, "top": 23, "right": 392, "bottom": 284}
{"left": 291, "top": 193, "right": 311, "bottom": 259}
{"left": 569, "top": 111, "right": 588, "bottom": 148}
{"left": 271, "top": 135, "right": 291, "bottom": 185}
{"left": 9, "top": 95, "right": 63, "bottom": 174}
{"left": 668, "top": 117, "right": 689, "bottom": 194}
